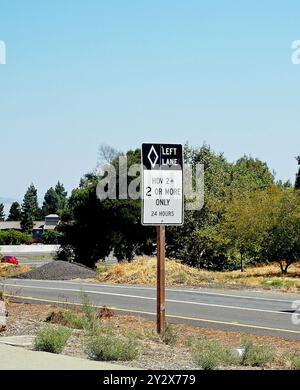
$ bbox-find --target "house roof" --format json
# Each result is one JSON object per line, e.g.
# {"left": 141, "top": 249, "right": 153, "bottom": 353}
{"left": 0, "top": 221, "right": 21, "bottom": 230}
{"left": 0, "top": 219, "right": 59, "bottom": 231}
{"left": 33, "top": 221, "right": 46, "bottom": 230}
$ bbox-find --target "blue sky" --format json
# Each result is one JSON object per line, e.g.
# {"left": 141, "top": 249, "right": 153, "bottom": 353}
{"left": 0, "top": 0, "right": 299, "bottom": 202}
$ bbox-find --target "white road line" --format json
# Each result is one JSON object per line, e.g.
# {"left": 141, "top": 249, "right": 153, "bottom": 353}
{"left": 3, "top": 283, "right": 292, "bottom": 316}
{"left": 6, "top": 279, "right": 298, "bottom": 303}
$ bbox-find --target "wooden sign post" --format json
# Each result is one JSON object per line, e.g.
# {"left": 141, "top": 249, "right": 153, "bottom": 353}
{"left": 157, "top": 225, "right": 166, "bottom": 334}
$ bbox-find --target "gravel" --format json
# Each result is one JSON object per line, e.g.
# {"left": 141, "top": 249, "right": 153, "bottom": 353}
{"left": 17, "top": 260, "right": 97, "bottom": 280}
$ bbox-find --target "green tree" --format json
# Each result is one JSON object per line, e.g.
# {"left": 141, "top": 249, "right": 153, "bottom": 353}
{"left": 21, "top": 184, "right": 40, "bottom": 233}
{"left": 7, "top": 202, "right": 21, "bottom": 221}
{"left": 42, "top": 181, "right": 68, "bottom": 217}
{"left": 60, "top": 148, "right": 154, "bottom": 268}
{"left": 262, "top": 189, "right": 300, "bottom": 274}
{"left": 167, "top": 144, "right": 275, "bottom": 270}
{"left": 219, "top": 187, "right": 279, "bottom": 271}
{"left": 0, "top": 203, "right": 5, "bottom": 221}
{"left": 295, "top": 156, "right": 300, "bottom": 190}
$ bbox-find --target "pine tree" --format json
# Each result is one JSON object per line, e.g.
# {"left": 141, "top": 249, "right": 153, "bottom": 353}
{"left": 0, "top": 203, "right": 5, "bottom": 221}
{"left": 42, "top": 181, "right": 68, "bottom": 216}
{"left": 7, "top": 202, "right": 22, "bottom": 221}
{"left": 295, "top": 156, "right": 300, "bottom": 190}
{"left": 21, "top": 184, "right": 39, "bottom": 232}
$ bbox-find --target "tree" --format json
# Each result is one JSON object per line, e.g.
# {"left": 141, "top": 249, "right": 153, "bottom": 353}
{"left": 21, "top": 184, "right": 40, "bottom": 233}
{"left": 166, "top": 144, "right": 275, "bottom": 270}
{"left": 42, "top": 181, "right": 68, "bottom": 217}
{"left": 0, "top": 203, "right": 5, "bottom": 221}
{"left": 98, "top": 144, "right": 120, "bottom": 167}
{"left": 7, "top": 202, "right": 21, "bottom": 221}
{"left": 295, "top": 156, "right": 300, "bottom": 190}
{"left": 60, "top": 148, "right": 154, "bottom": 268}
{"left": 262, "top": 189, "right": 300, "bottom": 274}
{"left": 219, "top": 187, "right": 279, "bottom": 271}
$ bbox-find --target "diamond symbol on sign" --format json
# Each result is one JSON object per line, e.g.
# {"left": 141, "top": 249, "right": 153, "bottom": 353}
{"left": 147, "top": 145, "right": 159, "bottom": 168}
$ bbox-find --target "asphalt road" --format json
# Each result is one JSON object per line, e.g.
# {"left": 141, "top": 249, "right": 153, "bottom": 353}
{"left": 2, "top": 279, "right": 300, "bottom": 340}
{"left": 18, "top": 259, "right": 52, "bottom": 268}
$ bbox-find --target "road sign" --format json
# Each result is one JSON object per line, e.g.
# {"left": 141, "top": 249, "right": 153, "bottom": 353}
{"left": 141, "top": 143, "right": 184, "bottom": 226}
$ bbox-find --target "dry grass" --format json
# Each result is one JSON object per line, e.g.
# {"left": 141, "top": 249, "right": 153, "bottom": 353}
{"left": 97, "top": 257, "right": 300, "bottom": 292}
{"left": 0, "top": 263, "right": 30, "bottom": 278}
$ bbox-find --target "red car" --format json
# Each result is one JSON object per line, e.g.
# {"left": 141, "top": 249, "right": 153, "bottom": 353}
{"left": 1, "top": 256, "right": 19, "bottom": 265}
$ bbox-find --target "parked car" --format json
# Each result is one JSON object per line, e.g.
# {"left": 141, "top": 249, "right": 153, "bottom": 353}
{"left": 1, "top": 256, "right": 19, "bottom": 265}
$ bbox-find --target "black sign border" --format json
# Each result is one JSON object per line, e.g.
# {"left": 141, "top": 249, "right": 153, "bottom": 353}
{"left": 141, "top": 142, "right": 184, "bottom": 226}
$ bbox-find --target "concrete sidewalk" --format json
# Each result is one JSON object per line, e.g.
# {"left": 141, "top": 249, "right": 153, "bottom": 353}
{"left": 0, "top": 344, "right": 135, "bottom": 370}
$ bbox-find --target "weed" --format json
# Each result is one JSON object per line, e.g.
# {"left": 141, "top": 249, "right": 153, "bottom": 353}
{"left": 162, "top": 324, "right": 178, "bottom": 346}
{"left": 34, "top": 326, "right": 72, "bottom": 354}
{"left": 240, "top": 339, "right": 274, "bottom": 367}
{"left": 189, "top": 338, "right": 234, "bottom": 370}
{"left": 288, "top": 353, "right": 300, "bottom": 370}
{"left": 81, "top": 292, "right": 99, "bottom": 334}
{"left": 86, "top": 335, "right": 140, "bottom": 361}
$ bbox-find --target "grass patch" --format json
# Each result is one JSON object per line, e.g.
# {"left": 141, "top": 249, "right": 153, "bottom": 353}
{"left": 189, "top": 338, "right": 236, "bottom": 370}
{"left": 260, "top": 279, "right": 295, "bottom": 288}
{"left": 96, "top": 263, "right": 109, "bottom": 275}
{"left": 288, "top": 353, "right": 300, "bottom": 370}
{"left": 34, "top": 326, "right": 72, "bottom": 354}
{"left": 0, "top": 264, "right": 31, "bottom": 278}
{"left": 240, "top": 339, "right": 274, "bottom": 367}
{"left": 86, "top": 335, "right": 140, "bottom": 361}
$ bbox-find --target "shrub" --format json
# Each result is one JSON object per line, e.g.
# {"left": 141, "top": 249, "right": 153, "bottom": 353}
{"left": 86, "top": 335, "right": 140, "bottom": 361}
{"left": 190, "top": 339, "right": 233, "bottom": 370}
{"left": 42, "top": 230, "right": 64, "bottom": 244}
{"left": 0, "top": 230, "right": 31, "bottom": 245}
{"left": 289, "top": 353, "right": 300, "bottom": 370}
{"left": 34, "top": 326, "right": 72, "bottom": 354}
{"left": 162, "top": 324, "right": 178, "bottom": 346}
{"left": 240, "top": 340, "right": 274, "bottom": 367}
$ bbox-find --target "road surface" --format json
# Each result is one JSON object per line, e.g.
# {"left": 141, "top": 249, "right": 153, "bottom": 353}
{"left": 2, "top": 279, "right": 300, "bottom": 340}
{"left": 18, "top": 259, "right": 52, "bottom": 268}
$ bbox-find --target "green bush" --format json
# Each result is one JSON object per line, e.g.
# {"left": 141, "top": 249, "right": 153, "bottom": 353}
{"left": 0, "top": 230, "right": 31, "bottom": 245}
{"left": 86, "top": 335, "right": 139, "bottom": 361}
{"left": 34, "top": 326, "right": 72, "bottom": 354}
{"left": 190, "top": 339, "right": 234, "bottom": 370}
{"left": 240, "top": 340, "right": 274, "bottom": 367}
{"left": 42, "top": 230, "right": 64, "bottom": 244}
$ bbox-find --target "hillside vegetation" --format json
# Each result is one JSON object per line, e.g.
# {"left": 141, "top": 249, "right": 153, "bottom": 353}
{"left": 97, "top": 257, "right": 300, "bottom": 292}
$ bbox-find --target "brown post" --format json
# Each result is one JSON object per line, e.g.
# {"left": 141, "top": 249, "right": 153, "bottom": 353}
{"left": 157, "top": 225, "right": 166, "bottom": 335}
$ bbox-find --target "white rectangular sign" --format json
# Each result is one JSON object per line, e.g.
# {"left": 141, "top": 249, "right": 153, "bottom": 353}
{"left": 141, "top": 143, "right": 184, "bottom": 226}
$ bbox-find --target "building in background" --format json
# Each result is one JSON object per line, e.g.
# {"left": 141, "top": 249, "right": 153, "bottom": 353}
{"left": 0, "top": 214, "right": 60, "bottom": 240}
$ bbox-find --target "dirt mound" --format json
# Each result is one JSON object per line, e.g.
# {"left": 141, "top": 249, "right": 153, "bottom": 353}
{"left": 18, "top": 260, "right": 97, "bottom": 280}
{"left": 97, "top": 256, "right": 213, "bottom": 286}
